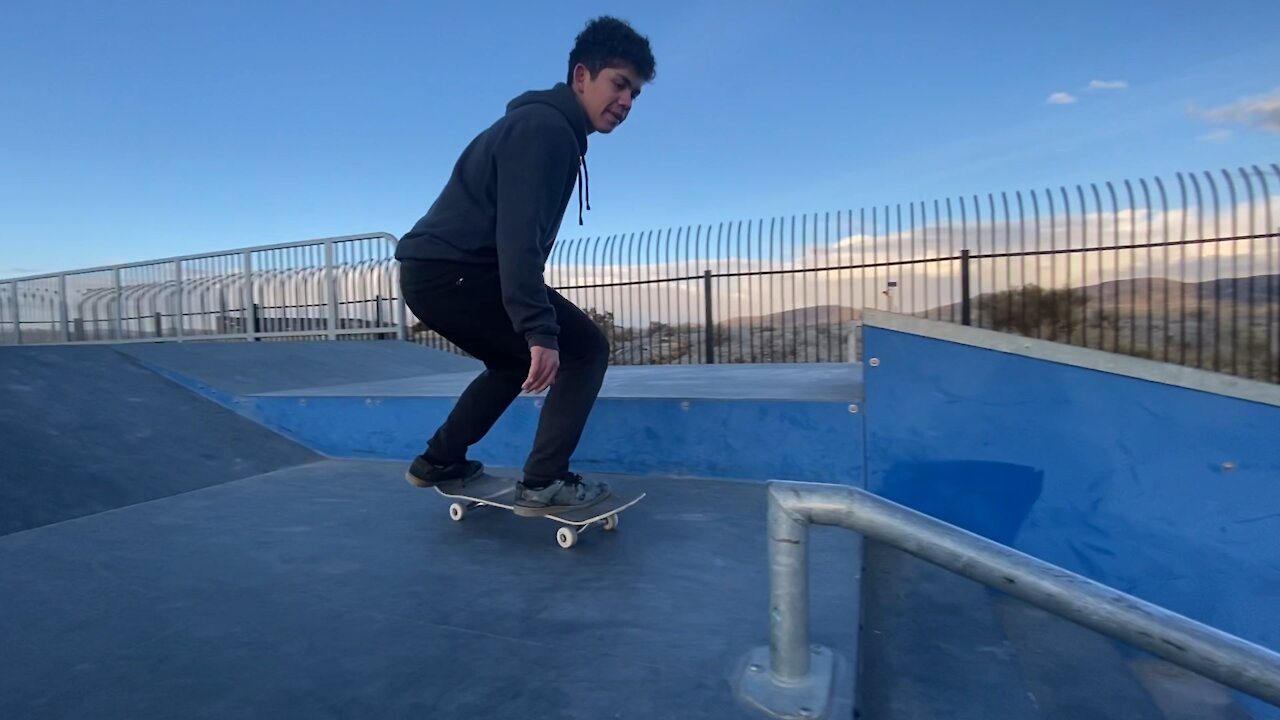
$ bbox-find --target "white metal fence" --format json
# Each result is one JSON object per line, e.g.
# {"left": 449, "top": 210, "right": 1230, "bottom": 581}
{"left": 0, "top": 233, "right": 405, "bottom": 345}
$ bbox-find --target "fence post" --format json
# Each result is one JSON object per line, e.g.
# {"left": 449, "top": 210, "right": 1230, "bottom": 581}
{"left": 9, "top": 283, "right": 20, "bottom": 345}
{"left": 960, "top": 249, "right": 972, "bottom": 327}
{"left": 395, "top": 294, "right": 407, "bottom": 341}
{"left": 242, "top": 250, "right": 256, "bottom": 341}
{"left": 58, "top": 275, "right": 70, "bottom": 342}
{"left": 703, "top": 269, "right": 715, "bottom": 364}
{"left": 112, "top": 268, "right": 124, "bottom": 340}
{"left": 386, "top": 235, "right": 407, "bottom": 341}
{"left": 325, "top": 240, "right": 339, "bottom": 341}
{"left": 174, "top": 261, "right": 185, "bottom": 341}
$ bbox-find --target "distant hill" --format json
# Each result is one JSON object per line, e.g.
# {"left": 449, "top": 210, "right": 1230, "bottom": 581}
{"left": 935, "top": 274, "right": 1279, "bottom": 318}
{"left": 1079, "top": 274, "right": 1279, "bottom": 306}
{"left": 714, "top": 275, "right": 1279, "bottom": 330}
{"left": 720, "top": 304, "right": 860, "bottom": 328}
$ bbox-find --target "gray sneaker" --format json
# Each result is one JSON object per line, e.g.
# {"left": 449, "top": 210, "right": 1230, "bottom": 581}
{"left": 513, "top": 473, "right": 610, "bottom": 517}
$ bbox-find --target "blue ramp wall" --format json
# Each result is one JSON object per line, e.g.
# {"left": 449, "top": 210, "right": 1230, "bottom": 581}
{"left": 860, "top": 314, "right": 1280, "bottom": 715}
{"left": 126, "top": 343, "right": 864, "bottom": 485}
{"left": 238, "top": 394, "right": 863, "bottom": 485}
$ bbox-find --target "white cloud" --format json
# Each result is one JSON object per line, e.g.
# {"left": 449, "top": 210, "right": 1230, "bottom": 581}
{"left": 1042, "top": 80, "right": 1126, "bottom": 108}
{"left": 1195, "top": 87, "right": 1280, "bottom": 133}
{"left": 1199, "top": 129, "right": 1233, "bottom": 143}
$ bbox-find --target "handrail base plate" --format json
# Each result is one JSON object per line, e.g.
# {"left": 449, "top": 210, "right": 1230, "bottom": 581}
{"left": 735, "top": 644, "right": 837, "bottom": 719}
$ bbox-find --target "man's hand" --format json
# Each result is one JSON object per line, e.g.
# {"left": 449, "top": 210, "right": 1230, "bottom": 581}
{"left": 523, "top": 346, "right": 560, "bottom": 394}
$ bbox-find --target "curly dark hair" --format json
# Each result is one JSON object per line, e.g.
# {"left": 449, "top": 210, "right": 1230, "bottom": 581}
{"left": 566, "top": 16, "right": 656, "bottom": 84}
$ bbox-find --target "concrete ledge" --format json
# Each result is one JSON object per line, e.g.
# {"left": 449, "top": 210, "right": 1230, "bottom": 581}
{"left": 257, "top": 363, "right": 864, "bottom": 402}
{"left": 861, "top": 308, "right": 1280, "bottom": 408}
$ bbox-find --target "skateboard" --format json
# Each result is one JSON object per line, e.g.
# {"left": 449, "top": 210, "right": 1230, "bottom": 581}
{"left": 433, "top": 473, "right": 645, "bottom": 549}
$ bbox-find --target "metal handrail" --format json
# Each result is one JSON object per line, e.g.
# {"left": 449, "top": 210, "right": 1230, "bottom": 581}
{"left": 737, "top": 480, "right": 1280, "bottom": 718}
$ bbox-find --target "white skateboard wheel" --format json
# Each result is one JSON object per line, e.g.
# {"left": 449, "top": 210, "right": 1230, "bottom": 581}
{"left": 449, "top": 503, "right": 466, "bottom": 522}
{"left": 556, "top": 527, "right": 578, "bottom": 549}
{"left": 603, "top": 514, "right": 619, "bottom": 531}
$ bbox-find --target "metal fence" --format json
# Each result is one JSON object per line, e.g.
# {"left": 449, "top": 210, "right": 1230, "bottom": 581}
{"left": 0, "top": 233, "right": 404, "bottom": 346}
{"left": 515, "top": 162, "right": 1276, "bottom": 382}
{"left": 4, "top": 165, "right": 1277, "bottom": 383}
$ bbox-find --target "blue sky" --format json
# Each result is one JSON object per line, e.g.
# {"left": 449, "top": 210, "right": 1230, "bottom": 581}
{"left": 2, "top": 0, "right": 1278, "bottom": 277}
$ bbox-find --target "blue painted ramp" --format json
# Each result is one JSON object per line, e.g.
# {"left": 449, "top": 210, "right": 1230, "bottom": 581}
{"left": 857, "top": 309, "right": 1280, "bottom": 720}
{"left": 121, "top": 345, "right": 867, "bottom": 485}
{"left": 238, "top": 364, "right": 864, "bottom": 484}
{"left": 0, "top": 346, "right": 319, "bottom": 536}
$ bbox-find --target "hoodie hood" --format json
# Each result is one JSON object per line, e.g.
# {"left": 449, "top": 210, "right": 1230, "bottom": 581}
{"left": 507, "top": 82, "right": 593, "bottom": 224}
{"left": 506, "top": 83, "right": 591, "bottom": 156}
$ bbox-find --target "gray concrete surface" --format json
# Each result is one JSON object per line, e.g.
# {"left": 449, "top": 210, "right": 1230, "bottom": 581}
{"left": 118, "top": 340, "right": 481, "bottom": 395}
{"left": 0, "top": 346, "right": 319, "bottom": 536}
{"left": 858, "top": 542, "right": 1259, "bottom": 719}
{"left": 0, "top": 460, "right": 859, "bottom": 719}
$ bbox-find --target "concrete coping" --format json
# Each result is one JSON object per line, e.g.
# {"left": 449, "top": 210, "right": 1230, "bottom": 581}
{"left": 860, "top": 308, "right": 1280, "bottom": 409}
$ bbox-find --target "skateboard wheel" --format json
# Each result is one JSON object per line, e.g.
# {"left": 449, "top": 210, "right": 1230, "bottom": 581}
{"left": 448, "top": 503, "right": 466, "bottom": 522}
{"left": 556, "top": 527, "right": 578, "bottom": 549}
{"left": 603, "top": 514, "right": 619, "bottom": 531}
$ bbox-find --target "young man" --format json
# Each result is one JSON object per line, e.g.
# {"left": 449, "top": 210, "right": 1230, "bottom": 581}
{"left": 394, "top": 17, "right": 656, "bottom": 516}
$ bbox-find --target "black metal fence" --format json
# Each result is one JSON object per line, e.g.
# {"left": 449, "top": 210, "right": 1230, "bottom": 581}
{"left": 3, "top": 165, "right": 1275, "bottom": 384}
{"left": 410, "top": 164, "right": 1280, "bottom": 383}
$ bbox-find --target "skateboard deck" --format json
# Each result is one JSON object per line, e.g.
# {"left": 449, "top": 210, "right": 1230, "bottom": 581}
{"left": 433, "top": 473, "right": 644, "bottom": 548}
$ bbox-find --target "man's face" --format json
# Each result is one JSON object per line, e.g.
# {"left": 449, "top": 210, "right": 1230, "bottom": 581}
{"left": 572, "top": 63, "right": 643, "bottom": 134}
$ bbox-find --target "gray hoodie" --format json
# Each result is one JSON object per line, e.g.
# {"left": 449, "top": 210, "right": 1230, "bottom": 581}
{"left": 395, "top": 83, "right": 592, "bottom": 351}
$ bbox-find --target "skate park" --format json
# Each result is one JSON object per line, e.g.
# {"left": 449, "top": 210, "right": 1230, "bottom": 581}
{"left": 3, "top": 283, "right": 1279, "bottom": 718}
{"left": 7, "top": 3, "right": 1280, "bottom": 716}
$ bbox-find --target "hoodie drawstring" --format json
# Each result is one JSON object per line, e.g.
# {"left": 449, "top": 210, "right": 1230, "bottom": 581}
{"left": 577, "top": 155, "right": 590, "bottom": 225}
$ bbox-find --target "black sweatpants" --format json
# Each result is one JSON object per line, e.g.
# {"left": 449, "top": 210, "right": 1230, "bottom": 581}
{"left": 398, "top": 258, "right": 609, "bottom": 485}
